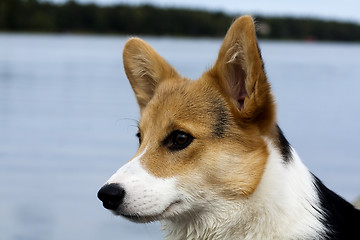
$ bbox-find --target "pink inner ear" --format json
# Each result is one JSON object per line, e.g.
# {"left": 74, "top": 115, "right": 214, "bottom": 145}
{"left": 237, "top": 90, "right": 247, "bottom": 109}
{"left": 229, "top": 67, "right": 247, "bottom": 110}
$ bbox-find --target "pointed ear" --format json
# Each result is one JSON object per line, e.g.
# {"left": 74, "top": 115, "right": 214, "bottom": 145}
{"left": 210, "top": 16, "right": 275, "bottom": 128}
{"left": 123, "top": 38, "right": 179, "bottom": 113}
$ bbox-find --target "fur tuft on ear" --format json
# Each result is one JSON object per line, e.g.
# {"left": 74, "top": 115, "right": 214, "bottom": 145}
{"left": 123, "top": 38, "right": 179, "bottom": 113}
{"left": 209, "top": 16, "right": 275, "bottom": 131}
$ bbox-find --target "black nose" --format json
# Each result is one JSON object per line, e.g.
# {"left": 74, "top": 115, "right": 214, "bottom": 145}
{"left": 97, "top": 183, "right": 125, "bottom": 210}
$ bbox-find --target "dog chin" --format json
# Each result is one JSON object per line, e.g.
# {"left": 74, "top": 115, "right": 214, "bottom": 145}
{"left": 119, "top": 213, "right": 162, "bottom": 223}
{"left": 113, "top": 200, "right": 183, "bottom": 223}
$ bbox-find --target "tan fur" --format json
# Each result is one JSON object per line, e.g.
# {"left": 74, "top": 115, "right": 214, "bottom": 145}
{"left": 123, "top": 16, "right": 277, "bottom": 198}
{"left": 123, "top": 38, "right": 180, "bottom": 113}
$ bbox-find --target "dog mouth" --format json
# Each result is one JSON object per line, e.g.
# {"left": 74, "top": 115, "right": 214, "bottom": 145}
{"left": 116, "top": 200, "right": 182, "bottom": 223}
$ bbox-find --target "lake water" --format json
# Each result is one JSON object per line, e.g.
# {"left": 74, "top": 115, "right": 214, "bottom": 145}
{"left": 0, "top": 34, "right": 359, "bottom": 240}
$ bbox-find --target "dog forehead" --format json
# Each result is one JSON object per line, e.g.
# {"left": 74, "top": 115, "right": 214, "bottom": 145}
{"left": 139, "top": 78, "right": 231, "bottom": 138}
{"left": 140, "top": 80, "right": 203, "bottom": 126}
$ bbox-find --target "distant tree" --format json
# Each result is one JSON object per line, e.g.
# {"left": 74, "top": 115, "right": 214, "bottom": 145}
{"left": 1, "top": 0, "right": 360, "bottom": 42}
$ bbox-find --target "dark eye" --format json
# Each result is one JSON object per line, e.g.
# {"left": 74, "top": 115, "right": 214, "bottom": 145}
{"left": 136, "top": 132, "right": 141, "bottom": 144}
{"left": 164, "top": 130, "right": 194, "bottom": 151}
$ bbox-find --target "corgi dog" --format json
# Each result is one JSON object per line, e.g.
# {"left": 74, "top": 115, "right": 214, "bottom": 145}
{"left": 98, "top": 16, "right": 360, "bottom": 239}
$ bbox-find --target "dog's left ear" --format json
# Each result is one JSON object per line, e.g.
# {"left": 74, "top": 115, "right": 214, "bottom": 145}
{"left": 210, "top": 16, "right": 275, "bottom": 130}
{"left": 123, "top": 38, "right": 180, "bottom": 113}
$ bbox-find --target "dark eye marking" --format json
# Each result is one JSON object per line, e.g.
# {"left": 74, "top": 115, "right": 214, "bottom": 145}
{"left": 136, "top": 132, "right": 141, "bottom": 145}
{"left": 163, "top": 130, "right": 194, "bottom": 151}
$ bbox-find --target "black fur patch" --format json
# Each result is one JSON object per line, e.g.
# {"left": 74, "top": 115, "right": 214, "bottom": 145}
{"left": 212, "top": 99, "right": 229, "bottom": 138}
{"left": 312, "top": 175, "right": 360, "bottom": 239}
{"left": 277, "top": 125, "right": 292, "bottom": 163}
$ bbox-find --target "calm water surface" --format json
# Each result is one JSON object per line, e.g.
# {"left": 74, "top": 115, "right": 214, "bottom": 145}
{"left": 0, "top": 34, "right": 359, "bottom": 240}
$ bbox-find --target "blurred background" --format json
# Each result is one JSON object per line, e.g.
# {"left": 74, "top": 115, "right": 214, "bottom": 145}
{"left": 1, "top": 1, "right": 359, "bottom": 239}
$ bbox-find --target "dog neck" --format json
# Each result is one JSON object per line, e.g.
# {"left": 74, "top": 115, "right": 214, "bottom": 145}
{"left": 162, "top": 139, "right": 327, "bottom": 240}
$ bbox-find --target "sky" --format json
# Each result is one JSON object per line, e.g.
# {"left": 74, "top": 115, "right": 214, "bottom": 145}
{"left": 47, "top": 0, "right": 360, "bottom": 23}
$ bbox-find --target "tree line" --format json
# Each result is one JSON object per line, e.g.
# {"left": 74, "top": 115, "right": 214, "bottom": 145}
{"left": 1, "top": 0, "right": 360, "bottom": 41}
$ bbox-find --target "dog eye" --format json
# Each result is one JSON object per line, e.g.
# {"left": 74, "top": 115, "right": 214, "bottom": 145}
{"left": 136, "top": 132, "right": 141, "bottom": 144}
{"left": 164, "top": 130, "right": 194, "bottom": 151}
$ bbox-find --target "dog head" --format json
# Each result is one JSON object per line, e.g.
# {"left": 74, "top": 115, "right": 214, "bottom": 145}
{"left": 98, "top": 16, "right": 278, "bottom": 223}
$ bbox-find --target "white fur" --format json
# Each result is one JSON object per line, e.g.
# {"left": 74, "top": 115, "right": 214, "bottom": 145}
{"left": 162, "top": 139, "right": 327, "bottom": 240}
{"left": 105, "top": 140, "right": 327, "bottom": 239}
{"left": 106, "top": 146, "right": 180, "bottom": 220}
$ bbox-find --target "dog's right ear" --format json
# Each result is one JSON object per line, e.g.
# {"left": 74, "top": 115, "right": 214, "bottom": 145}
{"left": 123, "top": 38, "right": 179, "bottom": 113}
